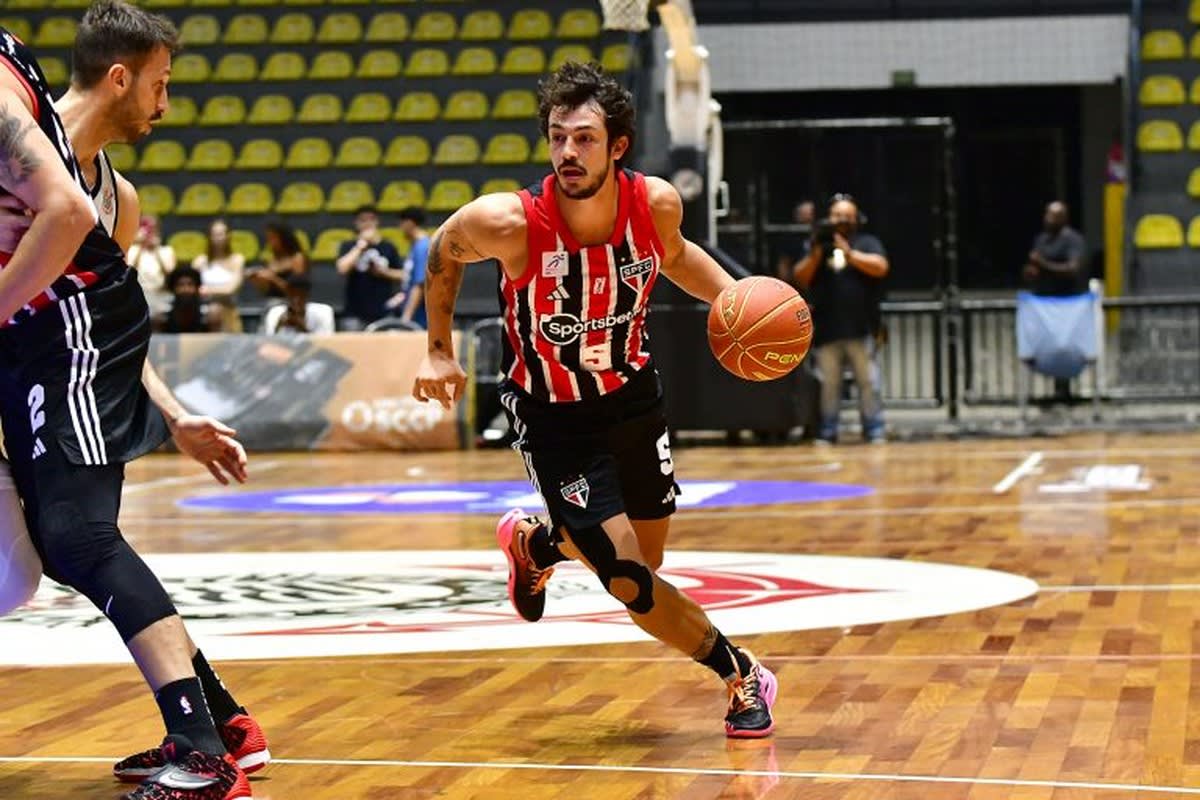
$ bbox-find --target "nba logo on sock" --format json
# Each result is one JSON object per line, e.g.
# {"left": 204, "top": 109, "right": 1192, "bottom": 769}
{"left": 180, "top": 696, "right": 192, "bottom": 715}
{"left": 561, "top": 477, "right": 590, "bottom": 508}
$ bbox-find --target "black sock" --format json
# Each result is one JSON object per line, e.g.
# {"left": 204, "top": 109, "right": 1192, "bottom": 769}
{"left": 695, "top": 629, "right": 753, "bottom": 682}
{"left": 192, "top": 650, "right": 245, "bottom": 725}
{"left": 155, "top": 677, "right": 225, "bottom": 755}
{"left": 528, "top": 523, "right": 568, "bottom": 569}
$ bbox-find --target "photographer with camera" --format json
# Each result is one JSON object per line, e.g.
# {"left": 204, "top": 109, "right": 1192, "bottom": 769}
{"left": 793, "top": 194, "right": 889, "bottom": 445}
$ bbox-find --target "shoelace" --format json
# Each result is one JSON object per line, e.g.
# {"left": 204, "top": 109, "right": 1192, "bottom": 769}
{"left": 529, "top": 565, "right": 554, "bottom": 594}
{"left": 727, "top": 668, "right": 764, "bottom": 714}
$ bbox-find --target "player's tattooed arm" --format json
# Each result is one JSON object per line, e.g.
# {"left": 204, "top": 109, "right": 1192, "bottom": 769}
{"left": 0, "top": 106, "right": 41, "bottom": 189}
{"left": 424, "top": 228, "right": 465, "bottom": 354}
{"left": 690, "top": 624, "right": 720, "bottom": 661}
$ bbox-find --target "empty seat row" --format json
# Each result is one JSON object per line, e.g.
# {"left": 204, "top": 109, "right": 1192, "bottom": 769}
{"left": 5, "top": 0, "right": 456, "bottom": 9}
{"left": 113, "top": 133, "right": 548, "bottom": 172}
{"left": 1134, "top": 119, "right": 1200, "bottom": 152}
{"left": 1142, "top": 29, "right": 1200, "bottom": 61}
{"left": 142, "top": 177, "right": 521, "bottom": 218}
{"left": 165, "top": 43, "right": 630, "bottom": 83}
{"left": 1138, "top": 75, "right": 1200, "bottom": 107}
{"left": 159, "top": 89, "right": 541, "bottom": 127}
{"left": 1134, "top": 213, "right": 1200, "bottom": 249}
{"left": 14, "top": 9, "right": 602, "bottom": 49}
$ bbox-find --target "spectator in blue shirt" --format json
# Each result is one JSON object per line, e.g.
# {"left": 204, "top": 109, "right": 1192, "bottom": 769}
{"left": 388, "top": 207, "right": 430, "bottom": 329}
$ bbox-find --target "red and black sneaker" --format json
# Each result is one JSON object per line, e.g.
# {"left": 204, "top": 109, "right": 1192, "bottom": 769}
{"left": 122, "top": 735, "right": 250, "bottom": 800}
{"left": 114, "top": 714, "right": 269, "bottom": 784}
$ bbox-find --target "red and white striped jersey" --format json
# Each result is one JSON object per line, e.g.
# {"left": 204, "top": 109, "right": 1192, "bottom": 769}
{"left": 501, "top": 169, "right": 664, "bottom": 404}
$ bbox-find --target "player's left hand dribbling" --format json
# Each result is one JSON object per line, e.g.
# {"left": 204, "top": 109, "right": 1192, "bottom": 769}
{"left": 170, "top": 414, "right": 249, "bottom": 485}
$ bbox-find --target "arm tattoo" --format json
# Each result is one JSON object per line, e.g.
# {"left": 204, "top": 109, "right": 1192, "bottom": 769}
{"left": 448, "top": 240, "right": 466, "bottom": 259}
{"left": 0, "top": 109, "right": 42, "bottom": 189}
{"left": 690, "top": 624, "right": 719, "bottom": 661}
{"left": 433, "top": 338, "right": 445, "bottom": 351}
{"left": 427, "top": 231, "right": 446, "bottom": 276}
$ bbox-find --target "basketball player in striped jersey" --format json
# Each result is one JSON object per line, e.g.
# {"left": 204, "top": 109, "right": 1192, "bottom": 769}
{"left": 0, "top": 6, "right": 253, "bottom": 798}
{"left": 413, "top": 61, "right": 777, "bottom": 738}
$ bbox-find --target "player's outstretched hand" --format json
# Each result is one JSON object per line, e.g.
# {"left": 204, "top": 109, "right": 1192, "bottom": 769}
{"left": 413, "top": 351, "right": 467, "bottom": 410}
{"left": 170, "top": 415, "right": 249, "bottom": 485}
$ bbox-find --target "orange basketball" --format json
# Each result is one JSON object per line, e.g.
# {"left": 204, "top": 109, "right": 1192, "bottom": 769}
{"left": 707, "top": 276, "right": 813, "bottom": 381}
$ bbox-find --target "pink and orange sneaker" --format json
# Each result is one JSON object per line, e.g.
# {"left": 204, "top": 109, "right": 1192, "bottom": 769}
{"left": 496, "top": 509, "right": 555, "bottom": 622}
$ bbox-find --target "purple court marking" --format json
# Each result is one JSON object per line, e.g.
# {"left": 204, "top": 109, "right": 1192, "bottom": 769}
{"left": 179, "top": 480, "right": 874, "bottom": 515}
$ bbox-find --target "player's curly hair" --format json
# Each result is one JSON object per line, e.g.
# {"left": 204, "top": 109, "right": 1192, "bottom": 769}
{"left": 72, "top": 0, "right": 179, "bottom": 88}
{"left": 537, "top": 61, "right": 636, "bottom": 166}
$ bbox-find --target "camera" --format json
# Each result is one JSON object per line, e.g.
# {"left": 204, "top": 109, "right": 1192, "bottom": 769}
{"left": 812, "top": 218, "right": 836, "bottom": 250}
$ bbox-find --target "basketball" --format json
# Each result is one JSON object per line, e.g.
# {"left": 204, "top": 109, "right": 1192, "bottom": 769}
{"left": 706, "top": 276, "right": 813, "bottom": 382}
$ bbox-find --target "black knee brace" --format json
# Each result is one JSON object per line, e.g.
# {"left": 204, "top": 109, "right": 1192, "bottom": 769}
{"left": 568, "top": 524, "right": 656, "bottom": 614}
{"left": 37, "top": 501, "right": 177, "bottom": 641}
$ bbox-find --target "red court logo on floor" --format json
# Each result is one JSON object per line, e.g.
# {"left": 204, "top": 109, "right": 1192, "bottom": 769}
{"left": 0, "top": 551, "right": 1037, "bottom": 666}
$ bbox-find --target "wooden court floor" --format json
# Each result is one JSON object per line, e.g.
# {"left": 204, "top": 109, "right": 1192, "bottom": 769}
{"left": 2, "top": 433, "right": 1200, "bottom": 798}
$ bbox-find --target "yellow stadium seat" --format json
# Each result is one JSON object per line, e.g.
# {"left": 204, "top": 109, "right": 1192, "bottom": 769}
{"left": 4, "top": 0, "right": 47, "bottom": 8}
{"left": 282, "top": 0, "right": 321, "bottom": 6}
{"left": 433, "top": 135, "right": 480, "bottom": 166}
{"left": 34, "top": 14, "right": 77, "bottom": 45}
{"left": 453, "top": 47, "right": 498, "bottom": 76}
{"left": 482, "top": 134, "right": 531, "bottom": 165}
{"left": 334, "top": 137, "right": 383, "bottom": 168}
{"left": 247, "top": 94, "right": 295, "bottom": 125}
{"left": 223, "top": 13, "right": 267, "bottom": 44}
{"left": 326, "top": 180, "right": 376, "bottom": 213}
{"left": 106, "top": 143, "right": 137, "bottom": 172}
{"left": 171, "top": 54, "right": 212, "bottom": 84}
{"left": 443, "top": 90, "right": 489, "bottom": 121}
{"left": 1137, "top": 120, "right": 1183, "bottom": 152}
{"left": 312, "top": 228, "right": 356, "bottom": 261}
{"left": 230, "top": 230, "right": 261, "bottom": 261}
{"left": 176, "top": 183, "right": 227, "bottom": 217}
{"left": 384, "top": 135, "right": 431, "bottom": 167}
{"left": 1140, "top": 75, "right": 1186, "bottom": 106}
{"left": 317, "top": 12, "right": 362, "bottom": 43}
{"left": 159, "top": 97, "right": 197, "bottom": 127}
{"left": 1143, "top": 30, "right": 1185, "bottom": 61}
{"left": 139, "top": 140, "right": 187, "bottom": 172}
{"left": 378, "top": 180, "right": 426, "bottom": 212}
{"left": 143, "top": 0, "right": 188, "bottom": 7}
{"left": 274, "top": 182, "right": 325, "bottom": 214}
{"left": 507, "top": 9, "right": 552, "bottom": 40}
{"left": 0, "top": 19, "right": 34, "bottom": 43}
{"left": 501, "top": 45, "right": 545, "bottom": 75}
{"left": 1189, "top": 168, "right": 1200, "bottom": 198}
{"left": 138, "top": 184, "right": 175, "bottom": 217}
{"left": 1191, "top": 0, "right": 1200, "bottom": 24}
{"left": 428, "top": 180, "right": 475, "bottom": 213}
{"left": 557, "top": 8, "right": 601, "bottom": 38}
{"left": 308, "top": 51, "right": 354, "bottom": 80}
{"left": 212, "top": 53, "right": 258, "bottom": 82}
{"left": 237, "top": 0, "right": 279, "bottom": 6}
{"left": 227, "top": 182, "right": 275, "bottom": 214}
{"left": 492, "top": 89, "right": 537, "bottom": 119}
{"left": 550, "top": 44, "right": 596, "bottom": 72}
{"left": 345, "top": 92, "right": 391, "bottom": 123}
{"left": 405, "top": 48, "right": 450, "bottom": 77}
{"left": 178, "top": 14, "right": 219, "bottom": 46}
{"left": 168, "top": 232, "right": 208, "bottom": 265}
{"left": 1190, "top": 77, "right": 1200, "bottom": 105}
{"left": 51, "top": 0, "right": 91, "bottom": 9}
{"left": 187, "top": 139, "right": 235, "bottom": 171}
{"left": 39, "top": 56, "right": 68, "bottom": 86}
{"left": 270, "top": 12, "right": 314, "bottom": 44}
{"left": 601, "top": 43, "right": 633, "bottom": 72}
{"left": 531, "top": 137, "right": 550, "bottom": 163}
{"left": 193, "top": 0, "right": 233, "bottom": 8}
{"left": 413, "top": 11, "right": 457, "bottom": 41}
{"left": 394, "top": 92, "right": 441, "bottom": 122}
{"left": 234, "top": 139, "right": 283, "bottom": 169}
{"left": 480, "top": 178, "right": 522, "bottom": 195}
{"left": 1189, "top": 217, "right": 1200, "bottom": 247}
{"left": 1189, "top": 121, "right": 1200, "bottom": 150}
{"left": 198, "top": 95, "right": 247, "bottom": 126}
{"left": 1190, "top": 32, "right": 1200, "bottom": 59}
{"left": 261, "top": 52, "right": 307, "bottom": 80}
{"left": 1134, "top": 214, "right": 1184, "bottom": 248}
{"left": 284, "top": 137, "right": 333, "bottom": 169}
{"left": 357, "top": 50, "right": 402, "bottom": 79}
{"left": 296, "top": 93, "right": 344, "bottom": 123}
{"left": 365, "top": 12, "right": 409, "bottom": 43}
{"left": 460, "top": 10, "right": 503, "bottom": 40}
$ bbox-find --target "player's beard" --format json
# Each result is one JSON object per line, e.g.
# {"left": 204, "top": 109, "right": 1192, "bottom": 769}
{"left": 113, "top": 93, "right": 155, "bottom": 144}
{"left": 556, "top": 160, "right": 610, "bottom": 200}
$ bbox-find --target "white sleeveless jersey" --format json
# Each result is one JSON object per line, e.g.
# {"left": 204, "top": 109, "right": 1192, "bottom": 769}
{"left": 87, "top": 150, "right": 119, "bottom": 237}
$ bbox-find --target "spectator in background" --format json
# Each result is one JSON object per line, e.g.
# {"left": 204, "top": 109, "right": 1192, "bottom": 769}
{"left": 794, "top": 194, "right": 889, "bottom": 445}
{"left": 247, "top": 220, "right": 308, "bottom": 299}
{"left": 191, "top": 218, "right": 243, "bottom": 332}
{"left": 262, "top": 273, "right": 335, "bottom": 335}
{"left": 335, "top": 204, "right": 405, "bottom": 329}
{"left": 127, "top": 213, "right": 175, "bottom": 316}
{"left": 775, "top": 200, "right": 814, "bottom": 284}
{"left": 386, "top": 206, "right": 431, "bottom": 328}
{"left": 1023, "top": 201, "right": 1087, "bottom": 297}
{"left": 153, "top": 264, "right": 220, "bottom": 333}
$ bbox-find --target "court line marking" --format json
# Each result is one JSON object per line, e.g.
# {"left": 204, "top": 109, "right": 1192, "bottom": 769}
{"left": 123, "top": 461, "right": 282, "bottom": 495}
{"left": 992, "top": 451, "right": 1044, "bottom": 494}
{"left": 0, "top": 755, "right": 1197, "bottom": 794}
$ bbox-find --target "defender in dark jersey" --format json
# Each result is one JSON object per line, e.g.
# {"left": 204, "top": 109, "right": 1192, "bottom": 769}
{"left": 0, "top": 12, "right": 250, "bottom": 800}
{"left": 413, "top": 62, "right": 778, "bottom": 738}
